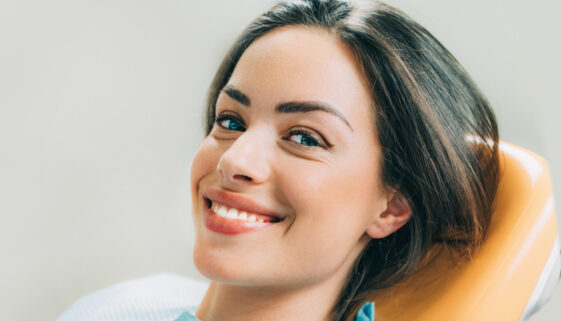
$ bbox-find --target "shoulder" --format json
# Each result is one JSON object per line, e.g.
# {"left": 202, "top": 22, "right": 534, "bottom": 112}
{"left": 55, "top": 273, "right": 208, "bottom": 321}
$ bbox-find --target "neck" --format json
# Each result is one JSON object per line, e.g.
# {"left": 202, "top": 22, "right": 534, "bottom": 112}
{"left": 195, "top": 273, "right": 348, "bottom": 321}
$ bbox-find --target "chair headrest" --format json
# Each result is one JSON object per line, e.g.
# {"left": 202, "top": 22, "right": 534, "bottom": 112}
{"left": 372, "top": 141, "right": 558, "bottom": 321}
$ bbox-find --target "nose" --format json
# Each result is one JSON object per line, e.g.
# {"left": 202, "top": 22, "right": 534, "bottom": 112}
{"left": 217, "top": 129, "right": 271, "bottom": 187}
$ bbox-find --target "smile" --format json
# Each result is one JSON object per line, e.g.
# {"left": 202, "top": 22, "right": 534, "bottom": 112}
{"left": 209, "top": 201, "right": 280, "bottom": 223}
{"left": 202, "top": 188, "right": 285, "bottom": 235}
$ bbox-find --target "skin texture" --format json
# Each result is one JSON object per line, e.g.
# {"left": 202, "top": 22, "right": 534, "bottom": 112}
{"left": 190, "top": 26, "right": 411, "bottom": 321}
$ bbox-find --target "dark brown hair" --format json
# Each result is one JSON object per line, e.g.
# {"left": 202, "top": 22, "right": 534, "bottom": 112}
{"left": 203, "top": 1, "right": 499, "bottom": 320}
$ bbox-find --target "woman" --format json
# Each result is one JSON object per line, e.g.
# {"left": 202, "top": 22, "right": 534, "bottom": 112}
{"left": 57, "top": 0, "right": 499, "bottom": 320}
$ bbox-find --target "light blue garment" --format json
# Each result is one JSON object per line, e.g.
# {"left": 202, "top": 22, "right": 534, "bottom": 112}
{"left": 172, "top": 311, "right": 199, "bottom": 321}
{"left": 55, "top": 274, "right": 207, "bottom": 321}
{"left": 56, "top": 274, "right": 374, "bottom": 321}
{"left": 354, "top": 301, "right": 375, "bottom": 321}
{"left": 172, "top": 302, "right": 374, "bottom": 321}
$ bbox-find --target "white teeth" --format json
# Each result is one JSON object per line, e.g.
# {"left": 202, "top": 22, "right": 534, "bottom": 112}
{"left": 226, "top": 208, "right": 238, "bottom": 219}
{"left": 217, "top": 205, "right": 227, "bottom": 217}
{"left": 210, "top": 201, "right": 275, "bottom": 223}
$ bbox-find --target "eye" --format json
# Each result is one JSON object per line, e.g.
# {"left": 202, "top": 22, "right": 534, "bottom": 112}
{"left": 284, "top": 129, "right": 327, "bottom": 148}
{"left": 215, "top": 112, "right": 246, "bottom": 131}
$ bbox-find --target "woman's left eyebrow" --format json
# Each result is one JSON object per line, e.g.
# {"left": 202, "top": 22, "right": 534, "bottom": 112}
{"left": 277, "top": 101, "right": 353, "bottom": 131}
{"left": 222, "top": 84, "right": 353, "bottom": 131}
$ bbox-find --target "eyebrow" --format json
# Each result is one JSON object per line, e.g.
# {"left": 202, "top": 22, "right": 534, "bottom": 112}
{"left": 223, "top": 85, "right": 251, "bottom": 106}
{"left": 221, "top": 85, "right": 353, "bottom": 131}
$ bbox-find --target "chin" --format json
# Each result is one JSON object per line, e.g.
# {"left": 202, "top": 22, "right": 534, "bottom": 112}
{"left": 193, "top": 241, "right": 282, "bottom": 287}
{"left": 193, "top": 240, "right": 247, "bottom": 283}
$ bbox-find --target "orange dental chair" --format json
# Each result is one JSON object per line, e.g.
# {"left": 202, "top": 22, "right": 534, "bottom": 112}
{"left": 373, "top": 141, "right": 560, "bottom": 321}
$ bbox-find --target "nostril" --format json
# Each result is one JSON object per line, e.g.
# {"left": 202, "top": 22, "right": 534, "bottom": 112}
{"left": 233, "top": 174, "right": 252, "bottom": 182}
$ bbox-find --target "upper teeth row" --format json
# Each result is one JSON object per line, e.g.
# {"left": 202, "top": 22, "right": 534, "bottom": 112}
{"left": 211, "top": 202, "right": 265, "bottom": 223}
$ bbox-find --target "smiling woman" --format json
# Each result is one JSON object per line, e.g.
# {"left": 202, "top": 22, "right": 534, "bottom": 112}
{"left": 188, "top": 0, "right": 499, "bottom": 320}
{"left": 190, "top": 26, "right": 400, "bottom": 317}
{"left": 55, "top": 1, "right": 500, "bottom": 321}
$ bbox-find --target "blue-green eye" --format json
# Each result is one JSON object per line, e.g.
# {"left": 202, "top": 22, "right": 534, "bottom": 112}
{"left": 286, "top": 129, "right": 320, "bottom": 147}
{"left": 215, "top": 113, "right": 245, "bottom": 131}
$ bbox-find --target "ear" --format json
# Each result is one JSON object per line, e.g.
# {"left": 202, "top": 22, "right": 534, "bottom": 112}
{"left": 366, "top": 191, "right": 412, "bottom": 239}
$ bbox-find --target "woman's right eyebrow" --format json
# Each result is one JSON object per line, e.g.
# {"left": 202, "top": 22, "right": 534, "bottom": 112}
{"left": 222, "top": 85, "right": 251, "bottom": 106}
{"left": 221, "top": 84, "right": 353, "bottom": 131}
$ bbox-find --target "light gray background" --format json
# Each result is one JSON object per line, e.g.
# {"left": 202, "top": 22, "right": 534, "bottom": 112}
{"left": 1, "top": 0, "right": 560, "bottom": 320}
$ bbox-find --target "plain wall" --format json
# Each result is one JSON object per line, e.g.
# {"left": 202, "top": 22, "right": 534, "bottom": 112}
{"left": 0, "top": 0, "right": 559, "bottom": 320}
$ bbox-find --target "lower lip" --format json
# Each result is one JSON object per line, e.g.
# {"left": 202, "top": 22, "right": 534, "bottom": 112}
{"left": 203, "top": 206, "right": 278, "bottom": 235}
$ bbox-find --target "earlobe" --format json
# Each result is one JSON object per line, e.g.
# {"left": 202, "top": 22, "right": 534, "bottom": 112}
{"left": 366, "top": 192, "right": 412, "bottom": 239}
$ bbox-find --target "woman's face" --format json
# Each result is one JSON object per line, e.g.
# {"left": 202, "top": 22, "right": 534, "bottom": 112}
{"left": 191, "top": 26, "right": 403, "bottom": 288}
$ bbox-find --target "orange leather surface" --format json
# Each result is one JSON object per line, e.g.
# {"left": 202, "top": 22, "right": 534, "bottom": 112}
{"left": 372, "top": 141, "right": 557, "bottom": 321}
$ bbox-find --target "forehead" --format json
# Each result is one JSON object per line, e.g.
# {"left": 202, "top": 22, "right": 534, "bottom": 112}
{"left": 228, "top": 26, "right": 373, "bottom": 122}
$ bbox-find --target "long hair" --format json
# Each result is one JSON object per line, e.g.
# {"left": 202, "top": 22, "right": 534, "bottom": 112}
{"left": 203, "top": 1, "right": 500, "bottom": 320}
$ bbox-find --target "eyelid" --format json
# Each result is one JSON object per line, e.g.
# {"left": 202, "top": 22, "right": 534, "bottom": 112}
{"left": 215, "top": 110, "right": 242, "bottom": 120}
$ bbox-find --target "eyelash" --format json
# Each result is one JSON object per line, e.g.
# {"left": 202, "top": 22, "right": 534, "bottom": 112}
{"left": 214, "top": 112, "right": 329, "bottom": 148}
{"left": 215, "top": 112, "right": 246, "bottom": 131}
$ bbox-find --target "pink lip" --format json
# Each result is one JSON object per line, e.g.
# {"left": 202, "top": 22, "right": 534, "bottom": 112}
{"left": 203, "top": 187, "right": 284, "bottom": 220}
{"left": 202, "top": 187, "right": 284, "bottom": 235}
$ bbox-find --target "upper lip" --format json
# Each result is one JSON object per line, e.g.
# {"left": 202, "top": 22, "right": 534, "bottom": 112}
{"left": 203, "top": 187, "right": 285, "bottom": 220}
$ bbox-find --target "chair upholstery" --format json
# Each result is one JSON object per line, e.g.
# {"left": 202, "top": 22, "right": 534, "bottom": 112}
{"left": 372, "top": 141, "right": 559, "bottom": 321}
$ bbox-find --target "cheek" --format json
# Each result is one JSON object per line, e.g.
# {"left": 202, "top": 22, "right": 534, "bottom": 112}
{"left": 277, "top": 158, "right": 382, "bottom": 272}
{"left": 283, "top": 155, "right": 382, "bottom": 225}
{"left": 190, "top": 137, "right": 221, "bottom": 203}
